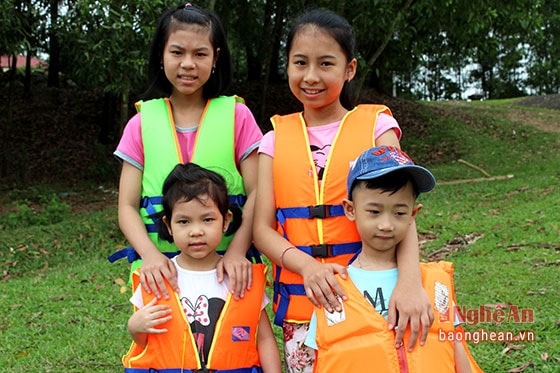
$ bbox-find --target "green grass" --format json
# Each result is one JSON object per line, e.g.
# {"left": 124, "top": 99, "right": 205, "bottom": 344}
{"left": 404, "top": 100, "right": 560, "bottom": 372}
{"left": 1, "top": 99, "right": 559, "bottom": 372}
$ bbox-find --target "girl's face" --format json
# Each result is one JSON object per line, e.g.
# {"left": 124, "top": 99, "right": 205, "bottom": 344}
{"left": 163, "top": 25, "right": 218, "bottom": 99}
{"left": 164, "top": 194, "right": 230, "bottom": 269}
{"left": 287, "top": 25, "right": 356, "bottom": 113}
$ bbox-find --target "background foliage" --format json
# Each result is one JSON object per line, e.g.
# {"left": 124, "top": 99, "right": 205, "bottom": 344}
{"left": 2, "top": 0, "right": 560, "bottom": 102}
{"left": 2, "top": 0, "right": 559, "bottom": 186}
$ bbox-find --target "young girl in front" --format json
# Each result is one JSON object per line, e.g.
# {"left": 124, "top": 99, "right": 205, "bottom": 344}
{"left": 113, "top": 3, "right": 261, "bottom": 300}
{"left": 124, "top": 163, "right": 281, "bottom": 372}
{"left": 253, "top": 9, "right": 433, "bottom": 372}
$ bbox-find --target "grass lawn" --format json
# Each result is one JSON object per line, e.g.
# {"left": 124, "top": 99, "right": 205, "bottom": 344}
{"left": 1, "top": 99, "right": 558, "bottom": 372}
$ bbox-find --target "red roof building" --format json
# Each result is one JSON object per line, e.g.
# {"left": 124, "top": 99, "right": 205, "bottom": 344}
{"left": 0, "top": 55, "right": 48, "bottom": 70}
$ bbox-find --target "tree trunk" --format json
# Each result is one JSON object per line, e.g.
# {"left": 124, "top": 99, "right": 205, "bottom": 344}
{"left": 24, "top": 50, "right": 32, "bottom": 97}
{"left": 47, "top": 0, "right": 60, "bottom": 87}
{"left": 267, "top": 0, "right": 286, "bottom": 84}
{"left": 120, "top": 89, "right": 130, "bottom": 135}
{"left": 354, "top": 0, "right": 413, "bottom": 103}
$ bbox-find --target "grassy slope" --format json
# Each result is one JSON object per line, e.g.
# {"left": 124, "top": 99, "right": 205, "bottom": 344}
{"left": 404, "top": 99, "right": 560, "bottom": 371}
{"left": 1, "top": 99, "right": 558, "bottom": 371}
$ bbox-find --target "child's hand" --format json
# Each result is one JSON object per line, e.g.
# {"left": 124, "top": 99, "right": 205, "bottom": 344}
{"left": 139, "top": 252, "right": 179, "bottom": 300}
{"left": 388, "top": 283, "right": 434, "bottom": 352}
{"left": 301, "top": 260, "right": 348, "bottom": 313}
{"left": 128, "top": 297, "right": 172, "bottom": 335}
{"left": 217, "top": 252, "right": 252, "bottom": 299}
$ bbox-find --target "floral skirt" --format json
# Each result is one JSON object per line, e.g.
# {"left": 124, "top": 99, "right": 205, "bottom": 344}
{"left": 282, "top": 321, "right": 315, "bottom": 373}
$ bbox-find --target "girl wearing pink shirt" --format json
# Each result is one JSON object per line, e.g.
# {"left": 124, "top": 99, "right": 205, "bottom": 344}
{"left": 114, "top": 3, "right": 261, "bottom": 302}
{"left": 253, "top": 9, "right": 433, "bottom": 372}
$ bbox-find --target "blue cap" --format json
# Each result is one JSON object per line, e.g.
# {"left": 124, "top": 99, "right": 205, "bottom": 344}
{"left": 346, "top": 146, "right": 436, "bottom": 197}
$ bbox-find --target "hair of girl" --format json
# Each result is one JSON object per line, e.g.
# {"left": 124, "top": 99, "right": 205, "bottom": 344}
{"left": 286, "top": 9, "right": 356, "bottom": 110}
{"left": 145, "top": 3, "right": 232, "bottom": 99}
{"left": 154, "top": 163, "right": 242, "bottom": 242}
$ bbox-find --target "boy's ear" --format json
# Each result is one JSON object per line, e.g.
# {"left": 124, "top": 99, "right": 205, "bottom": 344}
{"left": 411, "top": 203, "right": 423, "bottom": 220}
{"left": 223, "top": 210, "right": 233, "bottom": 232}
{"left": 162, "top": 216, "right": 173, "bottom": 236}
{"left": 342, "top": 198, "right": 356, "bottom": 221}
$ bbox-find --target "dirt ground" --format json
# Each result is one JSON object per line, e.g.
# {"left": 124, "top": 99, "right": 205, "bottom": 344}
{"left": 514, "top": 94, "right": 560, "bottom": 133}
{"left": 437, "top": 94, "right": 560, "bottom": 134}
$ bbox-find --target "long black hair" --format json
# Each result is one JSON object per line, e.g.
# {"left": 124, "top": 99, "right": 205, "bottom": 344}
{"left": 286, "top": 9, "right": 356, "bottom": 110}
{"left": 145, "top": 3, "right": 232, "bottom": 99}
{"left": 155, "top": 162, "right": 242, "bottom": 242}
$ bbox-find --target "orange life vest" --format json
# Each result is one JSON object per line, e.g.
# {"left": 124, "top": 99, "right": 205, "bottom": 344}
{"left": 313, "top": 261, "right": 483, "bottom": 373}
{"left": 271, "top": 105, "right": 392, "bottom": 325}
{"left": 122, "top": 264, "right": 267, "bottom": 372}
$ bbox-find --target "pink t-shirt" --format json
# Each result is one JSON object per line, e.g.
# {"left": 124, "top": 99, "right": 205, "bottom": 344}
{"left": 115, "top": 102, "right": 262, "bottom": 171}
{"left": 258, "top": 112, "right": 401, "bottom": 180}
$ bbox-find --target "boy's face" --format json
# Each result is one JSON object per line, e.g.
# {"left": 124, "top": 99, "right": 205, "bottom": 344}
{"left": 343, "top": 181, "right": 421, "bottom": 254}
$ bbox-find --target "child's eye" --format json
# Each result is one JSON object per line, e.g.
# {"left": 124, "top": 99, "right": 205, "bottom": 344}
{"left": 394, "top": 211, "right": 407, "bottom": 217}
{"left": 367, "top": 210, "right": 380, "bottom": 215}
{"left": 203, "top": 217, "right": 215, "bottom": 223}
{"left": 293, "top": 59, "right": 306, "bottom": 66}
{"left": 177, "top": 219, "right": 189, "bottom": 224}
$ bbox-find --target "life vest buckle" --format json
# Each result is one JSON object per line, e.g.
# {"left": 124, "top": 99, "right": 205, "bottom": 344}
{"left": 140, "top": 196, "right": 150, "bottom": 209}
{"left": 308, "top": 204, "right": 331, "bottom": 219}
{"left": 311, "top": 244, "right": 332, "bottom": 258}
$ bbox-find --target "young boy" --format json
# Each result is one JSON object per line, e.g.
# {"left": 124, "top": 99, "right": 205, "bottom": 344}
{"left": 304, "top": 145, "right": 482, "bottom": 372}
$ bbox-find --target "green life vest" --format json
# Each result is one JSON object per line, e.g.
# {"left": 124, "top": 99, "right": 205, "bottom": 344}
{"left": 130, "top": 96, "right": 246, "bottom": 274}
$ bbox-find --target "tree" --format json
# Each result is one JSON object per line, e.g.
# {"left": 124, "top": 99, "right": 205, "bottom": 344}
{"left": 526, "top": 0, "right": 560, "bottom": 94}
{"left": 60, "top": 0, "right": 166, "bottom": 132}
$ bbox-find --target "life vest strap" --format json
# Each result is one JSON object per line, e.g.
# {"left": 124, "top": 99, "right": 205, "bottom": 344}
{"left": 108, "top": 247, "right": 179, "bottom": 263}
{"left": 271, "top": 242, "right": 360, "bottom": 326}
{"left": 124, "top": 367, "right": 263, "bottom": 373}
{"left": 140, "top": 196, "right": 162, "bottom": 234}
{"left": 228, "top": 194, "right": 247, "bottom": 207}
{"left": 298, "top": 242, "right": 360, "bottom": 258}
{"left": 108, "top": 247, "right": 261, "bottom": 264}
{"left": 141, "top": 195, "right": 247, "bottom": 210}
{"left": 141, "top": 195, "right": 247, "bottom": 233}
{"left": 273, "top": 280, "right": 307, "bottom": 326}
{"left": 276, "top": 204, "right": 345, "bottom": 224}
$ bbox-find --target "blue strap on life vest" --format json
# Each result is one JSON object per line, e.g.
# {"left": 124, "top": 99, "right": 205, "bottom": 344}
{"left": 348, "top": 249, "right": 361, "bottom": 266}
{"left": 140, "top": 196, "right": 162, "bottom": 233}
{"left": 271, "top": 241, "right": 361, "bottom": 326}
{"left": 272, "top": 264, "right": 307, "bottom": 326}
{"left": 108, "top": 246, "right": 261, "bottom": 264}
{"left": 296, "top": 242, "right": 360, "bottom": 258}
{"left": 245, "top": 245, "right": 262, "bottom": 264}
{"left": 107, "top": 247, "right": 179, "bottom": 263}
{"left": 228, "top": 194, "right": 247, "bottom": 208}
{"left": 141, "top": 195, "right": 247, "bottom": 234}
{"left": 124, "top": 366, "right": 263, "bottom": 373}
{"left": 276, "top": 204, "right": 345, "bottom": 228}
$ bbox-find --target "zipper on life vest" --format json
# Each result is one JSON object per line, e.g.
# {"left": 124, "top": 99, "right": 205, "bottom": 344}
{"left": 396, "top": 343, "right": 409, "bottom": 373}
